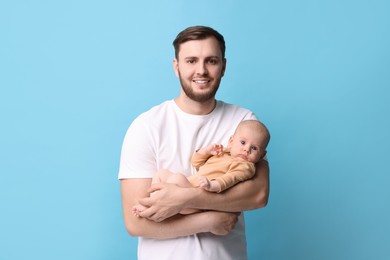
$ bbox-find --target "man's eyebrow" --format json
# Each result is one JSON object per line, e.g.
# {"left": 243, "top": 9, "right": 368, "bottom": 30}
{"left": 183, "top": 56, "right": 221, "bottom": 59}
{"left": 184, "top": 56, "right": 198, "bottom": 60}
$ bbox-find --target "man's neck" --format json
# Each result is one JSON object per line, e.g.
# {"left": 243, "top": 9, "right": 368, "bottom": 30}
{"left": 174, "top": 96, "right": 216, "bottom": 115}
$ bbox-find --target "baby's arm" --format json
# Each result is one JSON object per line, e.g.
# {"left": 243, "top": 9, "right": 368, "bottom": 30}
{"left": 192, "top": 143, "right": 224, "bottom": 193}
{"left": 199, "top": 162, "right": 257, "bottom": 193}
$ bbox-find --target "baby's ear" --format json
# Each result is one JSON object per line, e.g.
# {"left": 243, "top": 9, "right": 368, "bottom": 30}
{"left": 261, "top": 150, "right": 267, "bottom": 158}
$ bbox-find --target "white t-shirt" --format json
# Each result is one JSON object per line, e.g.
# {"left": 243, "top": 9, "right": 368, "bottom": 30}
{"left": 119, "top": 100, "right": 257, "bottom": 260}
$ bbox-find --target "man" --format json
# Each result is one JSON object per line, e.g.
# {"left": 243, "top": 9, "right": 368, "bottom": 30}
{"left": 118, "top": 26, "right": 269, "bottom": 260}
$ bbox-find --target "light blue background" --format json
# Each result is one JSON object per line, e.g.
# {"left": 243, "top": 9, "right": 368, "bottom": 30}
{"left": 1, "top": 0, "right": 389, "bottom": 259}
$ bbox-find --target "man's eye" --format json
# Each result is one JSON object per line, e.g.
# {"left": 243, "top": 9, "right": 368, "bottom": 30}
{"left": 208, "top": 59, "right": 217, "bottom": 64}
{"left": 187, "top": 60, "right": 195, "bottom": 64}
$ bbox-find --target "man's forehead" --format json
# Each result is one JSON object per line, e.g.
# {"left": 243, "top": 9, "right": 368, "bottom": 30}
{"left": 177, "top": 38, "right": 222, "bottom": 58}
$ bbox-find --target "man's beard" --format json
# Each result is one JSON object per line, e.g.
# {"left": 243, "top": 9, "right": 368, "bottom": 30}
{"left": 178, "top": 70, "right": 221, "bottom": 102}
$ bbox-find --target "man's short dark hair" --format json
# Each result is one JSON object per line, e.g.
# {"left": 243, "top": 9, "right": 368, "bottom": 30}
{"left": 173, "top": 26, "right": 226, "bottom": 59}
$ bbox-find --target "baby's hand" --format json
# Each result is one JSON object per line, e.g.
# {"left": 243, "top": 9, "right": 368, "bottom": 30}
{"left": 211, "top": 143, "right": 224, "bottom": 156}
{"left": 198, "top": 143, "right": 224, "bottom": 156}
{"left": 199, "top": 176, "right": 211, "bottom": 190}
{"left": 199, "top": 177, "right": 220, "bottom": 192}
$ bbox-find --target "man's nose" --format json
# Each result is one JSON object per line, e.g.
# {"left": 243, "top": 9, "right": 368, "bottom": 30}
{"left": 196, "top": 62, "right": 208, "bottom": 75}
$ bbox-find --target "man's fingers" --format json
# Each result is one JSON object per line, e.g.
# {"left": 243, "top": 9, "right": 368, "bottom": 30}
{"left": 138, "top": 207, "right": 155, "bottom": 219}
{"left": 147, "top": 183, "right": 164, "bottom": 193}
{"left": 138, "top": 207, "right": 165, "bottom": 222}
{"left": 138, "top": 197, "right": 150, "bottom": 206}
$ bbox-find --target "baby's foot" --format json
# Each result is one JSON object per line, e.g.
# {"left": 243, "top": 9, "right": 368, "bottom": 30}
{"left": 132, "top": 204, "right": 148, "bottom": 217}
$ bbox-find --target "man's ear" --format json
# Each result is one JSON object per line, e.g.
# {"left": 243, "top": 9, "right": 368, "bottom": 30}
{"left": 173, "top": 58, "right": 179, "bottom": 78}
{"left": 221, "top": 58, "right": 227, "bottom": 77}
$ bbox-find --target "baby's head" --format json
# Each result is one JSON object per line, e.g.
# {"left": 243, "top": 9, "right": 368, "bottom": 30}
{"left": 228, "top": 120, "right": 270, "bottom": 163}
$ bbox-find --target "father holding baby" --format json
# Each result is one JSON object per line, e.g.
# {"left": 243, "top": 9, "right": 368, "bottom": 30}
{"left": 118, "top": 25, "right": 270, "bottom": 260}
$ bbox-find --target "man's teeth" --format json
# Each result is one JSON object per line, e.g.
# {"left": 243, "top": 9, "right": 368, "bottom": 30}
{"left": 194, "top": 80, "right": 210, "bottom": 83}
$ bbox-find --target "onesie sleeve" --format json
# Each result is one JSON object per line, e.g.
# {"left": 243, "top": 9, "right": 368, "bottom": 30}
{"left": 191, "top": 150, "right": 213, "bottom": 169}
{"left": 214, "top": 161, "right": 256, "bottom": 192}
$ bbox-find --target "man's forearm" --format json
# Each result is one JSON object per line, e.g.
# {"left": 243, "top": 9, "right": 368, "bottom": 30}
{"left": 124, "top": 211, "right": 210, "bottom": 239}
{"left": 124, "top": 207, "right": 239, "bottom": 239}
{"left": 121, "top": 178, "right": 212, "bottom": 239}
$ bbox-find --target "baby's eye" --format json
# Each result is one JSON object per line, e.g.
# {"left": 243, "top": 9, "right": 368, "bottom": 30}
{"left": 240, "top": 140, "right": 246, "bottom": 145}
{"left": 251, "top": 146, "right": 258, "bottom": 151}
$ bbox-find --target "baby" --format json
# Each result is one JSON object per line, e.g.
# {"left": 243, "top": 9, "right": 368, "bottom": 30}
{"left": 133, "top": 120, "right": 270, "bottom": 216}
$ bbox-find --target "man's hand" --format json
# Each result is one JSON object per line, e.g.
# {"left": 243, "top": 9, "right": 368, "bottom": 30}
{"left": 137, "top": 182, "right": 194, "bottom": 222}
{"left": 120, "top": 179, "right": 236, "bottom": 239}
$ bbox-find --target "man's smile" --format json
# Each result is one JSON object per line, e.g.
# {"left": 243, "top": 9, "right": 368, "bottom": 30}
{"left": 193, "top": 79, "right": 211, "bottom": 84}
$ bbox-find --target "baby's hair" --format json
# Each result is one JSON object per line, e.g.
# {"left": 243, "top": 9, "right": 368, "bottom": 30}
{"left": 236, "top": 120, "right": 271, "bottom": 148}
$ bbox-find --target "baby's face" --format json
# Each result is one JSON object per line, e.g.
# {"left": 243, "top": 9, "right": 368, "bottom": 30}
{"left": 228, "top": 127, "right": 265, "bottom": 163}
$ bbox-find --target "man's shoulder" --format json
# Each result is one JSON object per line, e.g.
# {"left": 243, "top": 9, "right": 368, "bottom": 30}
{"left": 216, "top": 100, "right": 256, "bottom": 119}
{"left": 136, "top": 100, "right": 174, "bottom": 119}
{"left": 217, "top": 100, "right": 251, "bottom": 112}
{"left": 144, "top": 100, "right": 173, "bottom": 114}
{"left": 128, "top": 100, "right": 174, "bottom": 131}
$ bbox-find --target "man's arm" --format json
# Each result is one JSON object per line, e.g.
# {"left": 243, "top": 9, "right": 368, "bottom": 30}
{"left": 120, "top": 178, "right": 240, "bottom": 238}
{"left": 138, "top": 159, "right": 269, "bottom": 222}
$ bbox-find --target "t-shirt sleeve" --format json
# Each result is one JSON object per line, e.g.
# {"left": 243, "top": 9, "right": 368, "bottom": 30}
{"left": 118, "top": 115, "right": 157, "bottom": 179}
{"left": 245, "top": 113, "right": 258, "bottom": 121}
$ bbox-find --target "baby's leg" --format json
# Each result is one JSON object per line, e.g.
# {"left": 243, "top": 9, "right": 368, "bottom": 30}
{"left": 165, "top": 172, "right": 193, "bottom": 188}
{"left": 153, "top": 169, "right": 176, "bottom": 184}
